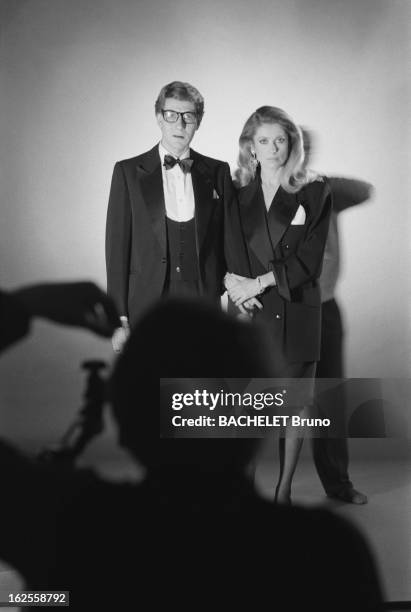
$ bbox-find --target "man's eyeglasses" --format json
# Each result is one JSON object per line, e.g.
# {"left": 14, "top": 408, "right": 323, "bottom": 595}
{"left": 161, "top": 109, "right": 197, "bottom": 124}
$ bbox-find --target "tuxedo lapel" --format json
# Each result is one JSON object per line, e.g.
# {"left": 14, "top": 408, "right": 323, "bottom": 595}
{"left": 266, "top": 187, "right": 300, "bottom": 250}
{"left": 137, "top": 146, "right": 166, "bottom": 255}
{"left": 240, "top": 181, "right": 301, "bottom": 269}
{"left": 190, "top": 150, "right": 217, "bottom": 252}
{"left": 239, "top": 180, "right": 274, "bottom": 269}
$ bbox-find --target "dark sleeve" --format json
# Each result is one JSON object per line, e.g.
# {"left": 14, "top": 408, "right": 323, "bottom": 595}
{"left": 0, "top": 440, "right": 56, "bottom": 572}
{"left": 105, "top": 162, "right": 132, "bottom": 317}
{"left": 270, "top": 182, "right": 332, "bottom": 301}
{"left": 221, "top": 163, "right": 251, "bottom": 278}
{"left": 0, "top": 291, "right": 31, "bottom": 353}
{"left": 0, "top": 440, "right": 109, "bottom": 580}
{"left": 328, "top": 177, "right": 373, "bottom": 212}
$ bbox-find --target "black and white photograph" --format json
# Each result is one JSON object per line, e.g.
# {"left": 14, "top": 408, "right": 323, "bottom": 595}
{"left": 1, "top": 0, "right": 410, "bottom": 609}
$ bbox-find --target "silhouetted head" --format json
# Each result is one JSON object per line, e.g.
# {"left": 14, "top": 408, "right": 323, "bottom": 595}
{"left": 110, "top": 297, "right": 273, "bottom": 474}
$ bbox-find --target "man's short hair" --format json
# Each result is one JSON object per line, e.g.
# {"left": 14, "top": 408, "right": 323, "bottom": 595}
{"left": 155, "top": 81, "right": 205, "bottom": 125}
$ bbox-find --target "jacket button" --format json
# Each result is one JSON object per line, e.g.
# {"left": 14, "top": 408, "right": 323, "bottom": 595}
{"left": 275, "top": 314, "right": 281, "bottom": 319}
{"left": 176, "top": 266, "right": 181, "bottom": 273}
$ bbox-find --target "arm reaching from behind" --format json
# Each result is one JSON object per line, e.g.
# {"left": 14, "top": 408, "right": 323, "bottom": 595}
{"left": 1, "top": 281, "right": 120, "bottom": 353}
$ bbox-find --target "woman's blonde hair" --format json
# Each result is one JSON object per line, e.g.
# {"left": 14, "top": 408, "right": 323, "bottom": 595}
{"left": 234, "top": 106, "right": 311, "bottom": 193}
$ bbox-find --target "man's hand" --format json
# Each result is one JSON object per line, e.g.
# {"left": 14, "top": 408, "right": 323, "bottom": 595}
{"left": 112, "top": 318, "right": 130, "bottom": 353}
{"left": 12, "top": 282, "right": 120, "bottom": 338}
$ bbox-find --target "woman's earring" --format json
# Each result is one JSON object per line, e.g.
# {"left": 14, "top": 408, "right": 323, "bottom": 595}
{"left": 250, "top": 150, "right": 258, "bottom": 170}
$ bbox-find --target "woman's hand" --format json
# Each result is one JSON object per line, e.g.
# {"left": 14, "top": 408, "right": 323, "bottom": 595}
{"left": 225, "top": 273, "right": 261, "bottom": 306}
{"left": 243, "top": 297, "right": 263, "bottom": 311}
{"left": 224, "top": 272, "right": 249, "bottom": 291}
{"left": 234, "top": 298, "right": 263, "bottom": 320}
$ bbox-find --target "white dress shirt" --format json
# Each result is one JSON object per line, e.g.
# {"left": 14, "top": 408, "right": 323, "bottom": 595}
{"left": 159, "top": 143, "right": 195, "bottom": 222}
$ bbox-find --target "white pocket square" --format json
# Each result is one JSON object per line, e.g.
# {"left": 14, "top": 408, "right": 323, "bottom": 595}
{"left": 291, "top": 204, "right": 306, "bottom": 225}
{"left": 213, "top": 189, "right": 220, "bottom": 199}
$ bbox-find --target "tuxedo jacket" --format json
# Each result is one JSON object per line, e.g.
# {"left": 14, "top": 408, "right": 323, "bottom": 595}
{"left": 237, "top": 177, "right": 332, "bottom": 363}
{"left": 105, "top": 145, "right": 250, "bottom": 325}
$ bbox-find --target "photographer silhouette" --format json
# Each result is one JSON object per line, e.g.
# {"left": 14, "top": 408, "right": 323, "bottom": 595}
{"left": 0, "top": 285, "right": 383, "bottom": 611}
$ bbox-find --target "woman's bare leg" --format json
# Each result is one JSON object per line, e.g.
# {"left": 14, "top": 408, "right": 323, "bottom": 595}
{"left": 275, "top": 412, "right": 306, "bottom": 504}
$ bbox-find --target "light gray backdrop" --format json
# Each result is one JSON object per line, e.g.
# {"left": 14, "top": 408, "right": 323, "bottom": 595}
{"left": 0, "top": 0, "right": 410, "bottom": 442}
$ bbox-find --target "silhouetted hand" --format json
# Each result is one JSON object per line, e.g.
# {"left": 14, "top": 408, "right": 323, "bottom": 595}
{"left": 12, "top": 282, "right": 120, "bottom": 337}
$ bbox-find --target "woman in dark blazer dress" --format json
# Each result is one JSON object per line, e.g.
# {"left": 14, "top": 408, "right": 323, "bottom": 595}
{"left": 225, "top": 106, "right": 332, "bottom": 504}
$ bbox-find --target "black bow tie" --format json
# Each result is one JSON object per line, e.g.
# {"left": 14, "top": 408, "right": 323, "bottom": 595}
{"left": 163, "top": 154, "right": 193, "bottom": 173}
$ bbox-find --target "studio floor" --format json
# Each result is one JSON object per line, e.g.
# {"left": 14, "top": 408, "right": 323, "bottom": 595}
{"left": 255, "top": 455, "right": 411, "bottom": 605}
{"left": 1, "top": 455, "right": 410, "bottom": 607}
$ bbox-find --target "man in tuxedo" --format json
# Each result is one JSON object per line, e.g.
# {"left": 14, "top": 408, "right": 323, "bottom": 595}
{"left": 105, "top": 81, "right": 250, "bottom": 350}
